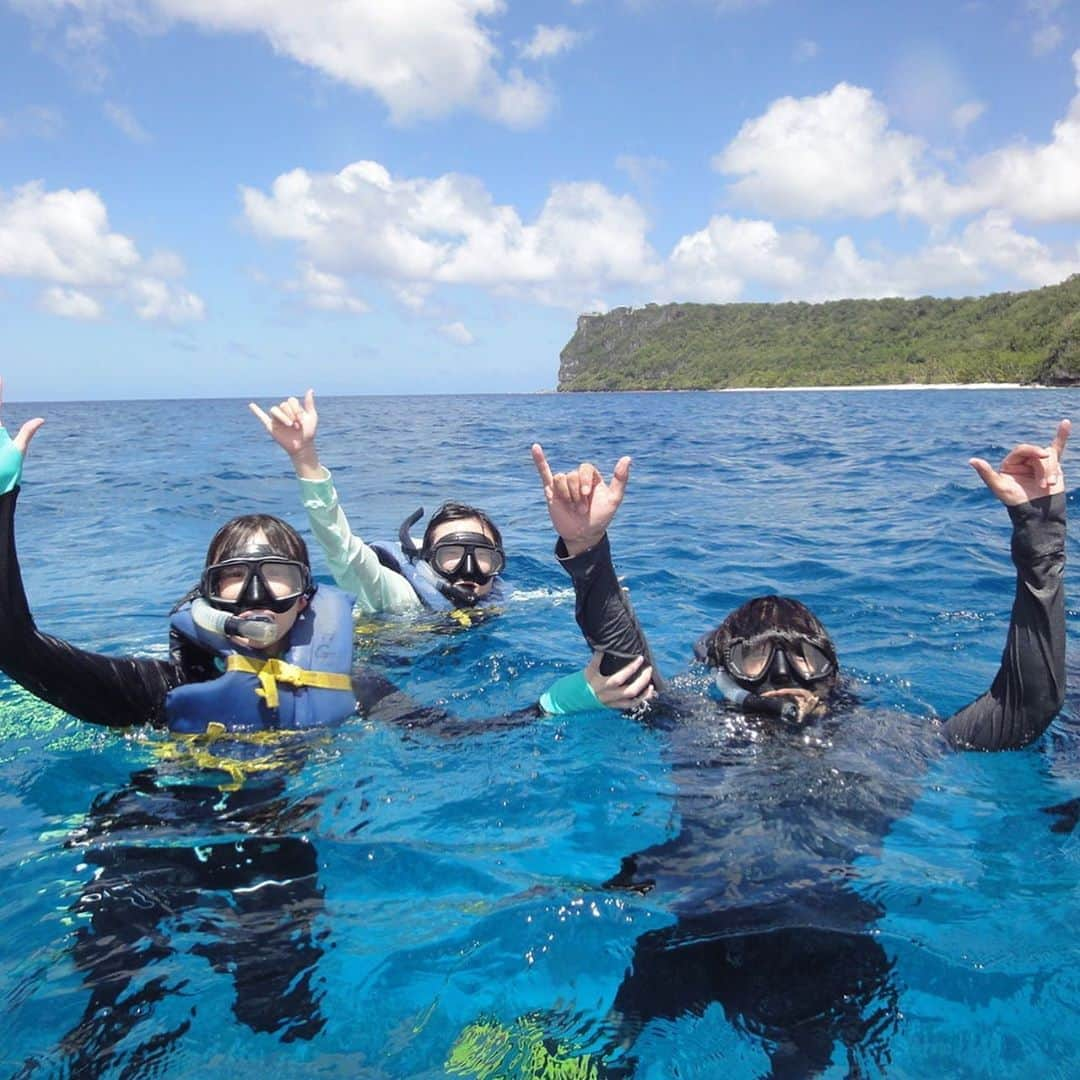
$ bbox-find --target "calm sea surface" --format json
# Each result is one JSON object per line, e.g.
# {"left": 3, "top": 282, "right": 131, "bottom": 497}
{"left": 1, "top": 389, "right": 1078, "bottom": 1077}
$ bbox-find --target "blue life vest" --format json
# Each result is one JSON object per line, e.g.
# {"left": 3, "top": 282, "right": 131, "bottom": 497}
{"left": 370, "top": 541, "right": 505, "bottom": 612}
{"left": 165, "top": 585, "right": 357, "bottom": 733}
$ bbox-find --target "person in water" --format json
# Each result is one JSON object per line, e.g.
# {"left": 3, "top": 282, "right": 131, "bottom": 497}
{"left": 250, "top": 390, "right": 506, "bottom": 613}
{"left": 529, "top": 422, "right": 1068, "bottom": 1077}
{"left": 0, "top": 381, "right": 634, "bottom": 1074}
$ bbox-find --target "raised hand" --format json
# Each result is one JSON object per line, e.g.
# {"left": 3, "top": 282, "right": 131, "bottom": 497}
{"left": 0, "top": 377, "right": 45, "bottom": 494}
{"left": 585, "top": 652, "right": 655, "bottom": 711}
{"left": 531, "top": 443, "right": 631, "bottom": 556}
{"left": 0, "top": 376, "right": 45, "bottom": 455}
{"left": 969, "top": 419, "right": 1070, "bottom": 506}
{"left": 249, "top": 389, "right": 322, "bottom": 478}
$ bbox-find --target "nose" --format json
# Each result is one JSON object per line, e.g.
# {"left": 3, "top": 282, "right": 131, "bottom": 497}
{"left": 240, "top": 572, "right": 269, "bottom": 607}
{"left": 766, "top": 647, "right": 794, "bottom": 686}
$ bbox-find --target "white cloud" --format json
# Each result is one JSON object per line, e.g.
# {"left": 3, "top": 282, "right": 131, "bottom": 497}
{"left": 714, "top": 83, "right": 932, "bottom": 219}
{"left": 439, "top": 320, "right": 475, "bottom": 345}
{"left": 664, "top": 215, "right": 818, "bottom": 301}
{"left": 40, "top": 286, "right": 102, "bottom": 320}
{"left": 951, "top": 100, "right": 985, "bottom": 132}
{"left": 242, "top": 160, "right": 660, "bottom": 311}
{"left": 289, "top": 263, "right": 369, "bottom": 314}
{"left": 1031, "top": 23, "right": 1064, "bottom": 55}
{"left": 15, "top": 0, "right": 551, "bottom": 128}
{"left": 0, "top": 181, "right": 204, "bottom": 322}
{"left": 713, "top": 51, "right": 1080, "bottom": 227}
{"left": 520, "top": 24, "right": 583, "bottom": 61}
{"left": 615, "top": 153, "right": 667, "bottom": 191}
{"left": 793, "top": 39, "right": 818, "bottom": 62}
{"left": 104, "top": 101, "right": 151, "bottom": 142}
{"left": 955, "top": 49, "right": 1080, "bottom": 222}
{"left": 0, "top": 105, "right": 64, "bottom": 140}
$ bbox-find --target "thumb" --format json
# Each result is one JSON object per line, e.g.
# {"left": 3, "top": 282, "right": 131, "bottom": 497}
{"left": 12, "top": 417, "right": 44, "bottom": 455}
{"left": 608, "top": 455, "right": 632, "bottom": 502}
{"left": 304, "top": 388, "right": 316, "bottom": 414}
{"left": 969, "top": 457, "right": 1004, "bottom": 495}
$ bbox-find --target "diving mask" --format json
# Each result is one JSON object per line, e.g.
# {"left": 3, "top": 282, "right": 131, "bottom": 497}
{"left": 201, "top": 556, "right": 311, "bottom": 614}
{"left": 723, "top": 631, "right": 835, "bottom": 687}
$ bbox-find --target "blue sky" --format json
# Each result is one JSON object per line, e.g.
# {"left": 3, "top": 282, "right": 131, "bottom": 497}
{"left": 1, "top": 0, "right": 1078, "bottom": 400}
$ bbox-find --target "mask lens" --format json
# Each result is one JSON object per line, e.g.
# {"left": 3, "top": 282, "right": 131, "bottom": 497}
{"left": 788, "top": 640, "right": 833, "bottom": 681}
{"left": 728, "top": 639, "right": 774, "bottom": 680}
{"left": 258, "top": 559, "right": 306, "bottom": 599}
{"left": 472, "top": 547, "right": 504, "bottom": 576}
{"left": 208, "top": 564, "right": 250, "bottom": 602}
{"left": 431, "top": 544, "right": 468, "bottom": 576}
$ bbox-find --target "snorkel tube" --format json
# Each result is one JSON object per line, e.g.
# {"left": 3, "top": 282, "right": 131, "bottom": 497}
{"left": 399, "top": 507, "right": 425, "bottom": 562}
{"left": 713, "top": 668, "right": 800, "bottom": 722}
{"left": 693, "top": 635, "right": 800, "bottom": 722}
{"left": 190, "top": 597, "right": 280, "bottom": 646}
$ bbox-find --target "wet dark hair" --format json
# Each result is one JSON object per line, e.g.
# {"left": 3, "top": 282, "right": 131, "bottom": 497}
{"left": 699, "top": 595, "right": 838, "bottom": 672}
{"left": 204, "top": 514, "right": 311, "bottom": 568}
{"left": 421, "top": 501, "right": 503, "bottom": 554}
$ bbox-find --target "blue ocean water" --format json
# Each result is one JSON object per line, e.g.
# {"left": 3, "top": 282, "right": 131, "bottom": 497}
{"left": 0, "top": 388, "right": 1077, "bottom": 1078}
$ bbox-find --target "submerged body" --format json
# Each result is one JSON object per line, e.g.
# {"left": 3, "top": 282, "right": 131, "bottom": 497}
{"left": 530, "top": 432, "right": 1067, "bottom": 1077}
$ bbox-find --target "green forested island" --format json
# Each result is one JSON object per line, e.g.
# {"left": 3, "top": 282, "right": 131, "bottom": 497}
{"left": 557, "top": 275, "right": 1080, "bottom": 391}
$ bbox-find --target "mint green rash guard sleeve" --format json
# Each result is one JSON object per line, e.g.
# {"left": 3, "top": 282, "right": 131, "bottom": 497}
{"left": 296, "top": 466, "right": 422, "bottom": 615}
{"left": 0, "top": 429, "right": 25, "bottom": 495}
{"left": 539, "top": 668, "right": 605, "bottom": 715}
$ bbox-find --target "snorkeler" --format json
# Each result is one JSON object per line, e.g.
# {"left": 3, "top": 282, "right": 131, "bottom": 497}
{"left": 530, "top": 422, "right": 1068, "bottom": 1077}
{"left": 250, "top": 390, "right": 506, "bottom": 613}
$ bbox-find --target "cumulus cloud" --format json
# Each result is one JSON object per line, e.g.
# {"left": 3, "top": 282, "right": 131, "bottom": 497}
{"left": 519, "top": 24, "right": 583, "bottom": 61}
{"left": 955, "top": 49, "right": 1080, "bottom": 222}
{"left": 713, "top": 50, "right": 1080, "bottom": 227}
{"left": 289, "top": 263, "right": 369, "bottom": 314}
{"left": 439, "top": 320, "right": 475, "bottom": 345}
{"left": 0, "top": 181, "right": 204, "bottom": 322}
{"left": 664, "top": 215, "right": 819, "bottom": 301}
{"left": 241, "top": 150, "right": 1080, "bottom": 323}
{"left": 242, "top": 160, "right": 660, "bottom": 311}
{"left": 104, "top": 101, "right": 151, "bottom": 142}
{"left": 715, "top": 83, "right": 934, "bottom": 219}
{"left": 14, "top": 0, "right": 551, "bottom": 127}
{"left": 40, "top": 286, "right": 102, "bottom": 320}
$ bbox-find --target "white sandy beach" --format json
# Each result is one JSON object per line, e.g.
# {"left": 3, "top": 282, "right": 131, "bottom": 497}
{"left": 714, "top": 382, "right": 1035, "bottom": 393}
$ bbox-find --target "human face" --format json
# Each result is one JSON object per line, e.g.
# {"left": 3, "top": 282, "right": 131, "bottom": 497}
{"left": 723, "top": 631, "right": 836, "bottom": 722}
{"left": 205, "top": 530, "right": 309, "bottom": 650}
{"left": 426, "top": 516, "right": 502, "bottom": 599}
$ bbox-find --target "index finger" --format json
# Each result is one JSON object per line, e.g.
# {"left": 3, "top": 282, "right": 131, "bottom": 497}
{"left": 531, "top": 443, "right": 554, "bottom": 490}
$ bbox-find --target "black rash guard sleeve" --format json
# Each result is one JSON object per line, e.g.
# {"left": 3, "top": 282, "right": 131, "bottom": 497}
{"left": 0, "top": 487, "right": 186, "bottom": 728}
{"left": 944, "top": 492, "right": 1066, "bottom": 751}
{"left": 555, "top": 534, "right": 666, "bottom": 691}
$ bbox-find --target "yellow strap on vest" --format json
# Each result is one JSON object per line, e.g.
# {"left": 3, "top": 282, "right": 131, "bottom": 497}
{"left": 224, "top": 655, "right": 353, "bottom": 709}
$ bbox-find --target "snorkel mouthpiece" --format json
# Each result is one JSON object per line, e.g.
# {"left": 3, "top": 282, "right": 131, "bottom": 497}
{"left": 713, "top": 668, "right": 800, "bottom": 723}
{"left": 191, "top": 598, "right": 280, "bottom": 646}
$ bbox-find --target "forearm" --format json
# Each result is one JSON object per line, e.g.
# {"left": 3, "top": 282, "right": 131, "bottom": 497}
{"left": 298, "top": 469, "right": 421, "bottom": 614}
{"left": 944, "top": 493, "right": 1066, "bottom": 750}
{"left": 557, "top": 534, "right": 665, "bottom": 688}
{"left": 0, "top": 488, "right": 180, "bottom": 727}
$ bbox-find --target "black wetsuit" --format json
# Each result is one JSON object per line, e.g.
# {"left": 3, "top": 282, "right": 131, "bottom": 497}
{"left": 0, "top": 486, "right": 534, "bottom": 1076}
{"left": 557, "top": 494, "right": 1066, "bottom": 1078}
